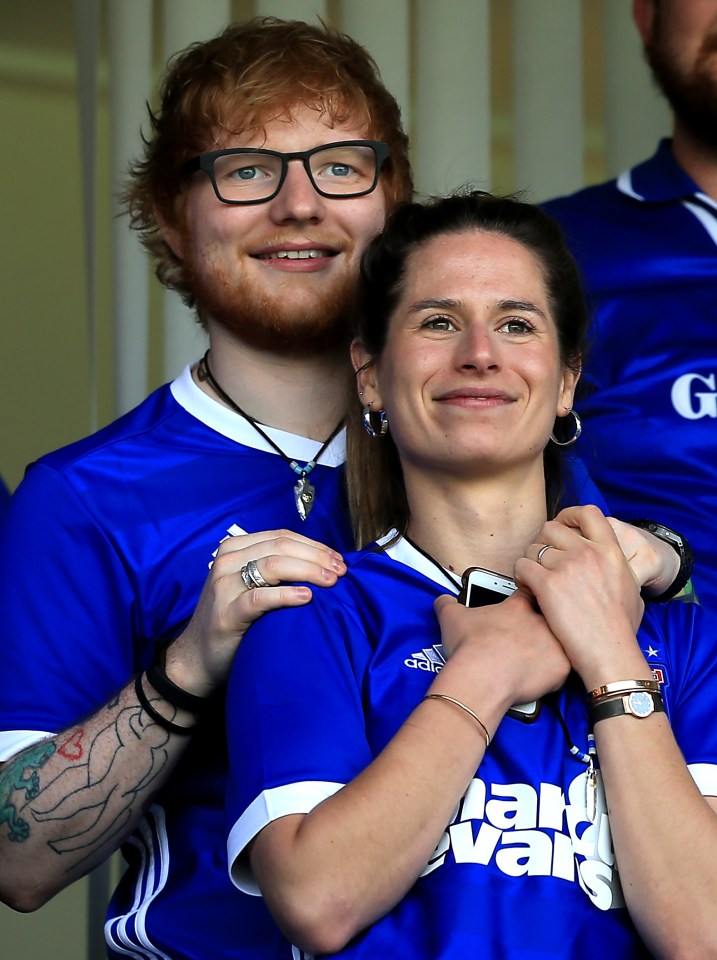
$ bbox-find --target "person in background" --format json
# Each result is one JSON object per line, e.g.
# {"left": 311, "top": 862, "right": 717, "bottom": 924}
{"left": 544, "top": 0, "right": 717, "bottom": 611}
{"left": 225, "top": 192, "right": 717, "bottom": 960}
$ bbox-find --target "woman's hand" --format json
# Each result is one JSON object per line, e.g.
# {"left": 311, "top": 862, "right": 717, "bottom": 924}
{"left": 515, "top": 505, "right": 647, "bottom": 690}
{"left": 166, "top": 530, "right": 346, "bottom": 697}
{"left": 434, "top": 589, "right": 571, "bottom": 715}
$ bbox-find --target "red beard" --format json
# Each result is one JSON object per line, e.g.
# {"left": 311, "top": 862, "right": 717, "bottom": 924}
{"left": 183, "top": 248, "right": 357, "bottom": 358}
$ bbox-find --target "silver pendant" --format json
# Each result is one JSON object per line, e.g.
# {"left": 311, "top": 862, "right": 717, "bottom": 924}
{"left": 294, "top": 475, "right": 315, "bottom": 521}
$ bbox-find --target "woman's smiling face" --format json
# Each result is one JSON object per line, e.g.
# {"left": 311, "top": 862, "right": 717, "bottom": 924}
{"left": 359, "top": 229, "right": 579, "bottom": 479}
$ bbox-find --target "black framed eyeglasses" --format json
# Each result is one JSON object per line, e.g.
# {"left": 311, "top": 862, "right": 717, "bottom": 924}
{"left": 181, "top": 140, "right": 390, "bottom": 205}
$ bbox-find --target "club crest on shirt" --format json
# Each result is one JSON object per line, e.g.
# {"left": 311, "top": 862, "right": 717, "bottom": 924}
{"left": 643, "top": 647, "right": 670, "bottom": 698}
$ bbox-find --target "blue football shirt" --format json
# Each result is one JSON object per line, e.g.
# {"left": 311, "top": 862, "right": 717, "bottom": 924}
{"left": 0, "top": 366, "right": 351, "bottom": 960}
{"left": 226, "top": 536, "right": 717, "bottom": 958}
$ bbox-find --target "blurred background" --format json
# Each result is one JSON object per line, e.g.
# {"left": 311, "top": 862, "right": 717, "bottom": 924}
{"left": 0, "top": 1, "right": 669, "bottom": 956}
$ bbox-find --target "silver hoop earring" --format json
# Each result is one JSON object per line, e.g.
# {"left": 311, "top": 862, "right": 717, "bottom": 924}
{"left": 362, "top": 403, "right": 388, "bottom": 438}
{"left": 550, "top": 409, "right": 582, "bottom": 447}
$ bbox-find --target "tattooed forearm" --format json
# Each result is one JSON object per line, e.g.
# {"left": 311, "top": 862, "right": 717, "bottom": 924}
{"left": 1, "top": 690, "right": 178, "bottom": 865}
{"left": 0, "top": 740, "right": 56, "bottom": 842}
{"left": 0, "top": 676, "right": 195, "bottom": 909}
{"left": 36, "top": 715, "right": 170, "bottom": 860}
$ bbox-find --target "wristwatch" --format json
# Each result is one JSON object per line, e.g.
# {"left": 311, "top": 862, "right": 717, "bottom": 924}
{"left": 630, "top": 519, "right": 694, "bottom": 602}
{"left": 589, "top": 690, "right": 665, "bottom": 728}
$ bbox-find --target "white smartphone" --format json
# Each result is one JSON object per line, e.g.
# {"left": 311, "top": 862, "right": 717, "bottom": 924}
{"left": 458, "top": 566, "right": 541, "bottom": 724}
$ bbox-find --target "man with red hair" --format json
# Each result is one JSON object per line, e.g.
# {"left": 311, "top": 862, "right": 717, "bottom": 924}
{"left": 0, "top": 18, "right": 411, "bottom": 959}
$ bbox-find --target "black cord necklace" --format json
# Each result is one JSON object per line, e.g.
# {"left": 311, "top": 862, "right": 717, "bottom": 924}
{"left": 403, "top": 534, "right": 463, "bottom": 590}
{"left": 197, "top": 350, "right": 343, "bottom": 520}
{"left": 552, "top": 695, "right": 598, "bottom": 823}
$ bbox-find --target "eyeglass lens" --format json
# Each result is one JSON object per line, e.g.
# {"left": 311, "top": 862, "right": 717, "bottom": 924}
{"left": 211, "top": 143, "right": 380, "bottom": 201}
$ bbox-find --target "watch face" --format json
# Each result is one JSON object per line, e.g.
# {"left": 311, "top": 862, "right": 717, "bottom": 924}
{"left": 628, "top": 691, "right": 654, "bottom": 718}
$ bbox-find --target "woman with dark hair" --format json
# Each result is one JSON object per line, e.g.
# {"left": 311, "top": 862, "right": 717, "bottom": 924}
{"left": 224, "top": 192, "right": 717, "bottom": 958}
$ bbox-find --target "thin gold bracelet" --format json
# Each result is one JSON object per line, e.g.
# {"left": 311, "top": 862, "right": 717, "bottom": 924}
{"left": 424, "top": 693, "right": 491, "bottom": 748}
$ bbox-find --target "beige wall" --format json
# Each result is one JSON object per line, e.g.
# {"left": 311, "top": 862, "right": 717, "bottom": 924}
{"left": 1, "top": 2, "right": 105, "bottom": 492}
{"left": 1, "top": 11, "right": 107, "bottom": 950}
{"left": 2, "top": 883, "right": 89, "bottom": 959}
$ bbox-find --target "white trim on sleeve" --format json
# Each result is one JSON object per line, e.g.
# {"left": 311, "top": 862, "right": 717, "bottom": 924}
{"left": 228, "top": 781, "right": 344, "bottom": 895}
{"left": 688, "top": 762, "right": 717, "bottom": 797}
{"left": 0, "top": 730, "right": 54, "bottom": 761}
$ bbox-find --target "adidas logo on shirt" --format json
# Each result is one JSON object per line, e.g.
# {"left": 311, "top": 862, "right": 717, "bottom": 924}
{"left": 404, "top": 644, "right": 446, "bottom": 673}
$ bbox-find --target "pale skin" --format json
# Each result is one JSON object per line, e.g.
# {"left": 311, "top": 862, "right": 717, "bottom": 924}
{"left": 246, "top": 229, "right": 717, "bottom": 958}
{"left": 0, "top": 109, "right": 679, "bottom": 912}
{"left": 162, "top": 106, "right": 387, "bottom": 441}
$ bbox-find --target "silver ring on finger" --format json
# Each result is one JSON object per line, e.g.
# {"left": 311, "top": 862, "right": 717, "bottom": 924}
{"left": 536, "top": 544, "right": 555, "bottom": 566}
{"left": 240, "top": 559, "right": 270, "bottom": 590}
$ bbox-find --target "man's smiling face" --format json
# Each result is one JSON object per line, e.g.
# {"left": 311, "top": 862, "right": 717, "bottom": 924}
{"left": 165, "top": 105, "right": 388, "bottom": 356}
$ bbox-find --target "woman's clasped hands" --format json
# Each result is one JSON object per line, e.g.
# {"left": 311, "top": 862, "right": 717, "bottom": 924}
{"left": 436, "top": 504, "right": 653, "bottom": 715}
{"left": 517, "top": 505, "right": 647, "bottom": 691}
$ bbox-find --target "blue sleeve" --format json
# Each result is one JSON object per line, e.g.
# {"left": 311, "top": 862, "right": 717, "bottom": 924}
{"left": 0, "top": 463, "right": 136, "bottom": 741}
{"left": 225, "top": 587, "right": 374, "bottom": 854}
{"left": 657, "top": 603, "right": 717, "bottom": 777}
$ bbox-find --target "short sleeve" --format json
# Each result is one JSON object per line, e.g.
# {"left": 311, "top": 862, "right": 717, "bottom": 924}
{"left": 657, "top": 603, "right": 717, "bottom": 794}
{"left": 225, "top": 586, "right": 374, "bottom": 891}
{"left": 0, "top": 463, "right": 136, "bottom": 750}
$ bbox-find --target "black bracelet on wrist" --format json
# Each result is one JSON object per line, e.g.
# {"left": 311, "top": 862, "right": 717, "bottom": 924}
{"left": 588, "top": 690, "right": 665, "bottom": 731}
{"left": 146, "top": 639, "right": 208, "bottom": 714}
{"left": 134, "top": 673, "right": 196, "bottom": 735}
{"left": 630, "top": 519, "right": 694, "bottom": 602}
